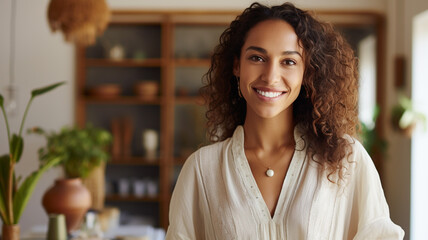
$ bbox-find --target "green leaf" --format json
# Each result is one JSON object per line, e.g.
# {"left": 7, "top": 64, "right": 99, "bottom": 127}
{"left": 31, "top": 82, "right": 65, "bottom": 98}
{"left": 12, "top": 156, "right": 61, "bottom": 224}
{"left": 10, "top": 134, "right": 24, "bottom": 163}
{"left": 0, "top": 155, "right": 11, "bottom": 223}
{"left": 0, "top": 94, "right": 4, "bottom": 108}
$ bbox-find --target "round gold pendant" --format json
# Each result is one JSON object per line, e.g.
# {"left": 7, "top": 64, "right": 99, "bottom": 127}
{"left": 266, "top": 168, "right": 274, "bottom": 177}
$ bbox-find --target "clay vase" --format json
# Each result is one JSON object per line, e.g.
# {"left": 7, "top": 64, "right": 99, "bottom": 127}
{"left": 42, "top": 178, "right": 92, "bottom": 233}
{"left": 2, "top": 224, "right": 20, "bottom": 240}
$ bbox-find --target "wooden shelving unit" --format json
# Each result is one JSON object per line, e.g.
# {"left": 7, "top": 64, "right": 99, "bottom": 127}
{"left": 75, "top": 10, "right": 238, "bottom": 229}
{"left": 105, "top": 195, "right": 161, "bottom": 202}
{"left": 85, "top": 58, "right": 164, "bottom": 67}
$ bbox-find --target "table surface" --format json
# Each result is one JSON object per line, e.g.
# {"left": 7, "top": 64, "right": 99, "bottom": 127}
{"left": 22, "top": 224, "right": 165, "bottom": 240}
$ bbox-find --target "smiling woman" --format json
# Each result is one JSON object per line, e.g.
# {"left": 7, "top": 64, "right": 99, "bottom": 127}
{"left": 234, "top": 20, "right": 304, "bottom": 120}
{"left": 165, "top": 2, "right": 404, "bottom": 239}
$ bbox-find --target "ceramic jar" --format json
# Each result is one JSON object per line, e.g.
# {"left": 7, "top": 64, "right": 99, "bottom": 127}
{"left": 42, "top": 178, "right": 92, "bottom": 233}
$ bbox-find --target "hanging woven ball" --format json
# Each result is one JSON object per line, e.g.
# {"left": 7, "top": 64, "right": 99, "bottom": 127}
{"left": 47, "top": 0, "right": 110, "bottom": 46}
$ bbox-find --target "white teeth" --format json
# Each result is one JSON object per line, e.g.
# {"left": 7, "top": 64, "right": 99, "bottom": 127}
{"left": 256, "top": 89, "right": 282, "bottom": 98}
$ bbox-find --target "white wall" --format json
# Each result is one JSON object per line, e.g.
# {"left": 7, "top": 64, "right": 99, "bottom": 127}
{"left": 411, "top": 9, "right": 428, "bottom": 239}
{"left": 4, "top": 0, "right": 425, "bottom": 236}
{"left": 0, "top": 0, "right": 73, "bottom": 234}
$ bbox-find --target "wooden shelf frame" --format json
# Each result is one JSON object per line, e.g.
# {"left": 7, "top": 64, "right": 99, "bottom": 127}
{"left": 105, "top": 194, "right": 161, "bottom": 202}
{"left": 76, "top": 11, "right": 235, "bottom": 229}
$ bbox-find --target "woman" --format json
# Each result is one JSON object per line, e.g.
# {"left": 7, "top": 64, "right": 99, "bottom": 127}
{"left": 166, "top": 2, "right": 404, "bottom": 239}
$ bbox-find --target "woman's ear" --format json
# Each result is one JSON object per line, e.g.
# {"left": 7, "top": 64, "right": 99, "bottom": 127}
{"left": 233, "top": 58, "right": 240, "bottom": 77}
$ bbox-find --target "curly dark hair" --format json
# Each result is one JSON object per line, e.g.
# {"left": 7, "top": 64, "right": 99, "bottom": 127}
{"left": 201, "top": 2, "right": 359, "bottom": 178}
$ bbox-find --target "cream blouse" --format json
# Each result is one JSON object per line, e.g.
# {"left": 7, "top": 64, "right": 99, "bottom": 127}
{"left": 165, "top": 126, "right": 404, "bottom": 239}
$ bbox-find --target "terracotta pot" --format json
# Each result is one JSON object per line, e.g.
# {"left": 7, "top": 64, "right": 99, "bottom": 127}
{"left": 42, "top": 178, "right": 92, "bottom": 233}
{"left": 2, "top": 224, "right": 20, "bottom": 240}
{"left": 402, "top": 122, "right": 416, "bottom": 138}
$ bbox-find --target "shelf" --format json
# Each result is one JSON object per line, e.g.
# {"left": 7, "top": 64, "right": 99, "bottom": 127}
{"left": 174, "top": 58, "right": 211, "bottom": 67}
{"left": 83, "top": 96, "right": 162, "bottom": 105}
{"left": 105, "top": 194, "right": 161, "bottom": 202}
{"left": 110, "top": 157, "right": 161, "bottom": 166}
{"left": 174, "top": 96, "right": 205, "bottom": 105}
{"left": 86, "top": 58, "right": 163, "bottom": 67}
{"left": 76, "top": 11, "right": 230, "bottom": 230}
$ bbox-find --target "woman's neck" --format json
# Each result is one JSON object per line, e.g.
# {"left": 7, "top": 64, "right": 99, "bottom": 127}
{"left": 243, "top": 108, "right": 295, "bottom": 152}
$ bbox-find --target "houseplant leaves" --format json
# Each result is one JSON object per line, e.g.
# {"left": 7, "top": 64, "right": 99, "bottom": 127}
{"left": 12, "top": 156, "right": 61, "bottom": 224}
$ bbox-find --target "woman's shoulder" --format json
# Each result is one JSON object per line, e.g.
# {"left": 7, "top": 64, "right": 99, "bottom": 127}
{"left": 343, "top": 135, "right": 371, "bottom": 163}
{"left": 182, "top": 137, "right": 233, "bottom": 170}
{"left": 196, "top": 137, "right": 232, "bottom": 157}
{"left": 338, "top": 135, "right": 379, "bottom": 181}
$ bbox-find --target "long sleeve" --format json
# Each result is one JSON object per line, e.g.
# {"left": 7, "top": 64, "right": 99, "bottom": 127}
{"left": 165, "top": 152, "right": 213, "bottom": 240}
{"left": 350, "top": 141, "right": 405, "bottom": 240}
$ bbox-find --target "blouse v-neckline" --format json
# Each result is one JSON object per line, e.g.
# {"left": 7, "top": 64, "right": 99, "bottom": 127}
{"left": 232, "top": 125, "right": 307, "bottom": 222}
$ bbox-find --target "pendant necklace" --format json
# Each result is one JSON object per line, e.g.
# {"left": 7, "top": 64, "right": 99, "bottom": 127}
{"left": 266, "top": 168, "right": 275, "bottom": 178}
{"left": 249, "top": 150, "right": 275, "bottom": 178}
{"left": 246, "top": 143, "right": 294, "bottom": 178}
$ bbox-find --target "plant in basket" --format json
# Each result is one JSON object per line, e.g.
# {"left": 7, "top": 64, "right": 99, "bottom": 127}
{"left": 29, "top": 124, "right": 113, "bottom": 233}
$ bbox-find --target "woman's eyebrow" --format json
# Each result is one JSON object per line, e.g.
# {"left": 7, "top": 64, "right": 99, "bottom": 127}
{"left": 246, "top": 46, "right": 302, "bottom": 58}
{"left": 282, "top": 50, "right": 302, "bottom": 58}
{"left": 246, "top": 46, "right": 267, "bottom": 54}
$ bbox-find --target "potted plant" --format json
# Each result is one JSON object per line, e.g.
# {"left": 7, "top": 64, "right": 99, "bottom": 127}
{"left": 0, "top": 82, "right": 64, "bottom": 240}
{"left": 391, "top": 94, "right": 426, "bottom": 138}
{"left": 360, "top": 106, "right": 387, "bottom": 157}
{"left": 29, "top": 124, "right": 112, "bottom": 233}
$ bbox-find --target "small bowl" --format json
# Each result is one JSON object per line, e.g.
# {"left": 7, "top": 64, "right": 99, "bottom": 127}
{"left": 134, "top": 81, "right": 159, "bottom": 100}
{"left": 88, "top": 84, "right": 121, "bottom": 98}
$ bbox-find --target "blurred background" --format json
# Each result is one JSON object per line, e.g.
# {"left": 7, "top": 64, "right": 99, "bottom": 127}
{"left": 0, "top": 0, "right": 427, "bottom": 239}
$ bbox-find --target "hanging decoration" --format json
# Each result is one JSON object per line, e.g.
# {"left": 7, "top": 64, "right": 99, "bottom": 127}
{"left": 47, "top": 0, "right": 111, "bottom": 46}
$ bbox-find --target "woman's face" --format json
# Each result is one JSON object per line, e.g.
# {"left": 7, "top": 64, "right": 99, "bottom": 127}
{"left": 234, "top": 19, "right": 304, "bottom": 119}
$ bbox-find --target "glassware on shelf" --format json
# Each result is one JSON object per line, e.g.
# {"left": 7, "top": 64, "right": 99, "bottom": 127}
{"left": 72, "top": 210, "right": 104, "bottom": 240}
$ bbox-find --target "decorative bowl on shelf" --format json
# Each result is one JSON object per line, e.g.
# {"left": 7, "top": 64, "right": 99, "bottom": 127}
{"left": 133, "top": 81, "right": 159, "bottom": 100}
{"left": 88, "top": 84, "right": 121, "bottom": 98}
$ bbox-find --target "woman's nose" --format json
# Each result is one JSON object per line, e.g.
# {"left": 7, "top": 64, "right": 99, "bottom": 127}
{"left": 261, "top": 61, "right": 280, "bottom": 84}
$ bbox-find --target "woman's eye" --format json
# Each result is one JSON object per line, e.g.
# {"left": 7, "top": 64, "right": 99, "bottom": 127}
{"left": 283, "top": 59, "right": 296, "bottom": 65}
{"left": 249, "top": 56, "right": 264, "bottom": 62}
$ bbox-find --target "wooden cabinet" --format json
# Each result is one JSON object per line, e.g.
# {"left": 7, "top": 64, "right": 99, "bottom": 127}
{"left": 75, "top": 10, "right": 237, "bottom": 229}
